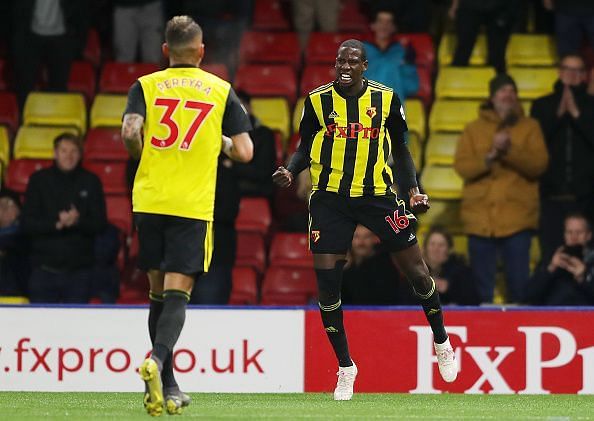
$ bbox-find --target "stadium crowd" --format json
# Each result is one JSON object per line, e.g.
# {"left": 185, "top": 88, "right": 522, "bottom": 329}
{"left": 0, "top": 0, "right": 594, "bottom": 306}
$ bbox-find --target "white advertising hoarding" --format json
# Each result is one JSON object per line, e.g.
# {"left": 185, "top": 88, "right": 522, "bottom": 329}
{"left": 0, "top": 307, "right": 305, "bottom": 392}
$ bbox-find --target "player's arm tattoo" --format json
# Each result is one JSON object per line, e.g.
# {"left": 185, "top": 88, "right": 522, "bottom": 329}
{"left": 122, "top": 113, "right": 144, "bottom": 160}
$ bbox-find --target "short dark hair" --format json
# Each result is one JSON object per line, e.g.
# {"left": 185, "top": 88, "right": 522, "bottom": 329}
{"left": 165, "top": 16, "right": 202, "bottom": 55}
{"left": 565, "top": 211, "right": 592, "bottom": 231}
{"left": 558, "top": 53, "right": 586, "bottom": 68}
{"left": 338, "top": 39, "right": 367, "bottom": 62}
{"left": 0, "top": 189, "right": 21, "bottom": 211}
{"left": 371, "top": 8, "right": 395, "bottom": 23}
{"left": 53, "top": 132, "right": 82, "bottom": 152}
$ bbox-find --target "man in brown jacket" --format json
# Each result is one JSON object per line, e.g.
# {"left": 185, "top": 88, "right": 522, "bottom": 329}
{"left": 454, "top": 74, "right": 549, "bottom": 303}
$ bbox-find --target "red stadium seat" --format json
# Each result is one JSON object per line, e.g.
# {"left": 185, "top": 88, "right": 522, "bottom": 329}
{"left": 234, "top": 64, "right": 297, "bottom": 103}
{"left": 287, "top": 133, "right": 301, "bottom": 156}
{"left": 305, "top": 32, "right": 365, "bottom": 65}
{"left": 0, "top": 92, "right": 19, "bottom": 134}
{"left": 201, "top": 63, "right": 229, "bottom": 81}
{"left": 5, "top": 159, "right": 53, "bottom": 193}
{"left": 261, "top": 267, "right": 317, "bottom": 305}
{"left": 252, "top": 0, "right": 291, "bottom": 31}
{"left": 84, "top": 161, "right": 129, "bottom": 195}
{"left": 415, "top": 66, "right": 432, "bottom": 106}
{"left": 68, "top": 61, "right": 96, "bottom": 102}
{"left": 229, "top": 266, "right": 259, "bottom": 305}
{"left": 236, "top": 232, "right": 267, "bottom": 274}
{"left": 99, "top": 62, "right": 160, "bottom": 94}
{"left": 337, "top": 0, "right": 369, "bottom": 32}
{"left": 117, "top": 279, "right": 149, "bottom": 304}
{"left": 300, "top": 64, "right": 336, "bottom": 96}
{"left": 83, "top": 28, "right": 102, "bottom": 68}
{"left": 395, "top": 33, "right": 435, "bottom": 70}
{"left": 84, "top": 128, "right": 129, "bottom": 162}
{"left": 235, "top": 197, "right": 272, "bottom": 236}
{"left": 239, "top": 31, "right": 301, "bottom": 70}
{"left": 0, "top": 59, "right": 12, "bottom": 91}
{"left": 269, "top": 232, "right": 313, "bottom": 268}
{"left": 128, "top": 230, "right": 139, "bottom": 260}
{"left": 272, "top": 183, "right": 308, "bottom": 230}
{"left": 273, "top": 130, "right": 285, "bottom": 167}
{"left": 105, "top": 195, "right": 133, "bottom": 235}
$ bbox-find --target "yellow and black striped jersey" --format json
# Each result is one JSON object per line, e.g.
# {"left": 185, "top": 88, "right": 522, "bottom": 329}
{"left": 293, "top": 79, "right": 408, "bottom": 197}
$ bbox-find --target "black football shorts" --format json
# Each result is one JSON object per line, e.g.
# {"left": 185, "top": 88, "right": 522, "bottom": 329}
{"left": 308, "top": 190, "right": 418, "bottom": 254}
{"left": 134, "top": 212, "right": 213, "bottom": 275}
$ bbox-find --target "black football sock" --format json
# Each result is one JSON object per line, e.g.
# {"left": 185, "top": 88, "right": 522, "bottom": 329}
{"left": 148, "top": 291, "right": 177, "bottom": 388}
{"left": 148, "top": 291, "right": 164, "bottom": 345}
{"left": 152, "top": 289, "right": 190, "bottom": 364}
{"left": 416, "top": 278, "right": 448, "bottom": 344}
{"left": 316, "top": 261, "right": 352, "bottom": 367}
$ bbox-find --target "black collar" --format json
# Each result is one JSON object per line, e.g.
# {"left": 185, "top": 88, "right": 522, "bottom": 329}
{"left": 333, "top": 78, "right": 368, "bottom": 99}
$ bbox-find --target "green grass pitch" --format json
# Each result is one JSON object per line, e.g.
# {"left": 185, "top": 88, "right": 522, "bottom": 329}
{"left": 0, "top": 392, "right": 592, "bottom": 420}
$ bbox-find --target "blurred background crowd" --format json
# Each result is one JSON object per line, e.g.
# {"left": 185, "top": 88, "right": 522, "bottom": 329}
{"left": 0, "top": 0, "right": 593, "bottom": 307}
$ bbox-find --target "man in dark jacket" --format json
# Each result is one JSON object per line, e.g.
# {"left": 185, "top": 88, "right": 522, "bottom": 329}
{"left": 341, "top": 225, "right": 414, "bottom": 305}
{"left": 530, "top": 53, "right": 594, "bottom": 264}
{"left": 233, "top": 90, "right": 277, "bottom": 200}
{"left": 527, "top": 212, "right": 594, "bottom": 306}
{"left": 23, "top": 133, "right": 107, "bottom": 303}
{"left": 190, "top": 155, "right": 239, "bottom": 305}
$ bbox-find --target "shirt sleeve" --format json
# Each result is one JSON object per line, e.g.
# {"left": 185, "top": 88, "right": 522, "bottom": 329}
{"left": 384, "top": 92, "right": 408, "bottom": 145}
{"left": 123, "top": 80, "right": 146, "bottom": 118}
{"left": 222, "top": 88, "right": 253, "bottom": 136}
{"left": 287, "top": 96, "right": 320, "bottom": 176}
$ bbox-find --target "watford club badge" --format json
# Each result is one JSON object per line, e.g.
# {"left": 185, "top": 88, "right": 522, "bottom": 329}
{"left": 366, "top": 106, "right": 377, "bottom": 119}
{"left": 311, "top": 230, "right": 321, "bottom": 243}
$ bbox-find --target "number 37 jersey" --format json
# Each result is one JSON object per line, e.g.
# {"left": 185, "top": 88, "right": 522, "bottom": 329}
{"left": 127, "top": 66, "right": 251, "bottom": 221}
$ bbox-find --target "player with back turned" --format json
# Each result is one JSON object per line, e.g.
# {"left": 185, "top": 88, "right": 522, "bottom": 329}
{"left": 273, "top": 39, "right": 458, "bottom": 400}
{"left": 122, "top": 16, "right": 253, "bottom": 416}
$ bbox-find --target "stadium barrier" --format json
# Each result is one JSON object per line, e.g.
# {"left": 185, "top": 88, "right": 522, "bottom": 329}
{"left": 1, "top": 306, "right": 592, "bottom": 394}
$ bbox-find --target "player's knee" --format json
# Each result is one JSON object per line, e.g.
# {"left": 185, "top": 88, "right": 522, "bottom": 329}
{"left": 411, "top": 275, "right": 435, "bottom": 299}
{"left": 315, "top": 259, "right": 346, "bottom": 308}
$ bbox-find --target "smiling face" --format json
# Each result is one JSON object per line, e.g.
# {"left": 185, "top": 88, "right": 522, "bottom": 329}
{"left": 335, "top": 46, "right": 368, "bottom": 93}
{"left": 55, "top": 139, "right": 81, "bottom": 173}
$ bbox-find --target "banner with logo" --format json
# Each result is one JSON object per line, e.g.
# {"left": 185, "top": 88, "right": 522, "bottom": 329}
{"left": 0, "top": 307, "right": 304, "bottom": 392}
{"left": 2, "top": 307, "right": 593, "bottom": 394}
{"left": 304, "top": 308, "right": 594, "bottom": 394}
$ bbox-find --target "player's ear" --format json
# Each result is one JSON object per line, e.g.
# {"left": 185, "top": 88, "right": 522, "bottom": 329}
{"left": 162, "top": 43, "right": 169, "bottom": 59}
{"left": 363, "top": 60, "right": 368, "bottom": 72}
{"left": 197, "top": 43, "right": 205, "bottom": 61}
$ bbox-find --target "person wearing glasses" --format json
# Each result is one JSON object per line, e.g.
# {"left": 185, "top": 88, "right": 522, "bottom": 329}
{"left": 531, "top": 53, "right": 594, "bottom": 265}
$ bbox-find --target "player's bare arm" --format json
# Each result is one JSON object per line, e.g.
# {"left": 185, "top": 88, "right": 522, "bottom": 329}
{"left": 122, "top": 113, "right": 144, "bottom": 160}
{"left": 221, "top": 133, "right": 253, "bottom": 163}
